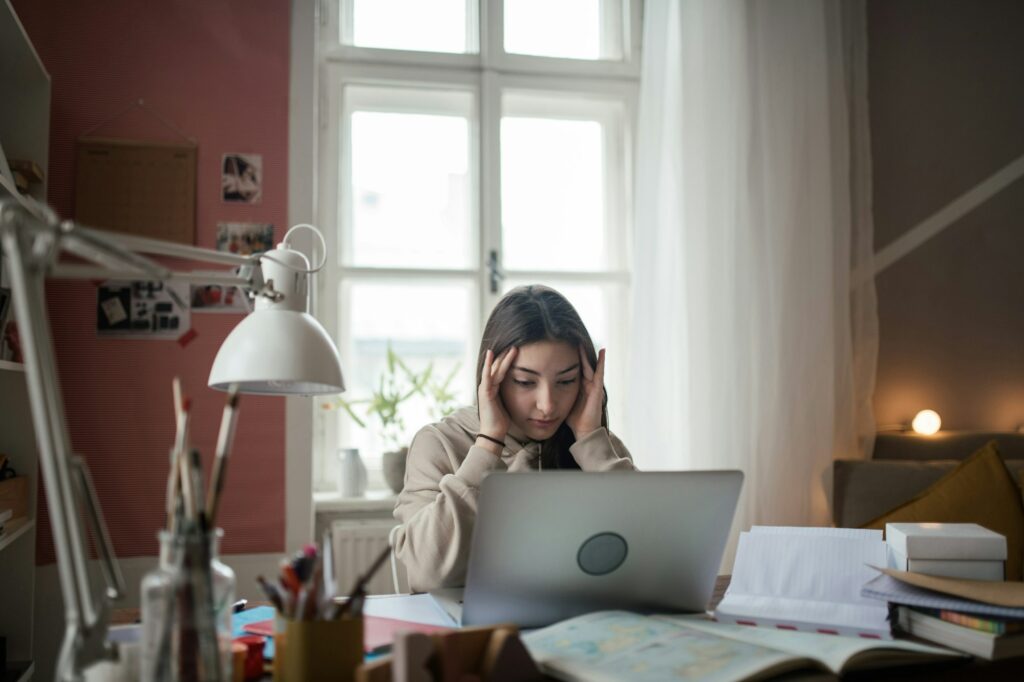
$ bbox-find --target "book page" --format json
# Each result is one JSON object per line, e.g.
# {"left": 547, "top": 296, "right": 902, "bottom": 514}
{"left": 523, "top": 611, "right": 809, "bottom": 682}
{"left": 717, "top": 531, "right": 890, "bottom": 637}
{"left": 662, "top": 615, "right": 958, "bottom": 674}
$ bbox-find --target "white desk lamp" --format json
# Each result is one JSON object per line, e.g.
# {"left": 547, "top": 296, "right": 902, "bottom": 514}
{"left": 0, "top": 184, "right": 343, "bottom": 680}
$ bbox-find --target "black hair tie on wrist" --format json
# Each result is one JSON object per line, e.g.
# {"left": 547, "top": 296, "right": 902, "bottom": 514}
{"left": 475, "top": 433, "right": 505, "bottom": 448}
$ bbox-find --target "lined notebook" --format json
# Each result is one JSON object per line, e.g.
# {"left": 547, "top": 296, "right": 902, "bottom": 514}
{"left": 715, "top": 527, "right": 891, "bottom": 639}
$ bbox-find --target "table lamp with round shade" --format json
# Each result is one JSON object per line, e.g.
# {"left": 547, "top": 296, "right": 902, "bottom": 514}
{"left": 911, "top": 409, "right": 942, "bottom": 435}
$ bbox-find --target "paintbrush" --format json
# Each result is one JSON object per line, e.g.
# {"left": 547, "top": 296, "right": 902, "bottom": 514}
{"left": 166, "top": 378, "right": 189, "bottom": 533}
{"left": 332, "top": 544, "right": 392, "bottom": 619}
{"left": 206, "top": 384, "right": 240, "bottom": 526}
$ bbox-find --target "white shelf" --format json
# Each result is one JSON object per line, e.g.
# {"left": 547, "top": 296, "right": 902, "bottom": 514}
{"left": 0, "top": 360, "right": 25, "bottom": 373}
{"left": 0, "top": 517, "right": 33, "bottom": 554}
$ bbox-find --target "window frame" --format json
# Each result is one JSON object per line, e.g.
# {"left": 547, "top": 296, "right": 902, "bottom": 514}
{"left": 313, "top": 0, "right": 641, "bottom": 491}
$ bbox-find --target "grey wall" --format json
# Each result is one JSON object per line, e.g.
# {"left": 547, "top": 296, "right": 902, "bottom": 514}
{"left": 869, "top": 0, "right": 1024, "bottom": 431}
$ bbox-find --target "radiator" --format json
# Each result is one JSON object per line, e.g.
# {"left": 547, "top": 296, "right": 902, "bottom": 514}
{"left": 330, "top": 519, "right": 406, "bottom": 595}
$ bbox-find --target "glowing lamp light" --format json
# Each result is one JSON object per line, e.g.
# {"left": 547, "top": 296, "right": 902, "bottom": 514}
{"left": 912, "top": 409, "right": 942, "bottom": 435}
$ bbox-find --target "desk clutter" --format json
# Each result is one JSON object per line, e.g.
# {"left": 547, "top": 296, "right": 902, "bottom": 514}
{"left": 252, "top": 540, "right": 394, "bottom": 681}
{"left": 515, "top": 523, "right": 1022, "bottom": 682}
{"left": 113, "top": 520, "right": 1023, "bottom": 681}
{"left": 709, "top": 524, "right": 1024, "bottom": 665}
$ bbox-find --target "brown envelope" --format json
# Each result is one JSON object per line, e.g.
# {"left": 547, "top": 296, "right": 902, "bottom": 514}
{"left": 876, "top": 567, "right": 1024, "bottom": 607}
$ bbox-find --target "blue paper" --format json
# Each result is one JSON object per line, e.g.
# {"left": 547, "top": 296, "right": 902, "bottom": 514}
{"left": 232, "top": 605, "right": 277, "bottom": 659}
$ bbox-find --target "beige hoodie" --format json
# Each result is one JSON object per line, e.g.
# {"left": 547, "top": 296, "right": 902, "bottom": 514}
{"left": 392, "top": 406, "right": 635, "bottom": 592}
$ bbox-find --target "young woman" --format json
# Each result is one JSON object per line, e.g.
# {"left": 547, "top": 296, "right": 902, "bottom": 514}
{"left": 392, "top": 285, "right": 635, "bottom": 592}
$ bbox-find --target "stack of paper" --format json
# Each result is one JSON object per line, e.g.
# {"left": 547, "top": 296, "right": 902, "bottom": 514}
{"left": 715, "top": 527, "right": 891, "bottom": 639}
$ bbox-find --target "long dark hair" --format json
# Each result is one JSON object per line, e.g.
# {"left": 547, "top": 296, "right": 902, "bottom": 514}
{"left": 476, "top": 285, "right": 607, "bottom": 469}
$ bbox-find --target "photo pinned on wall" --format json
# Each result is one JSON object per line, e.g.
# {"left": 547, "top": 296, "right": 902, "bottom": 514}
{"left": 216, "top": 221, "right": 274, "bottom": 256}
{"left": 191, "top": 272, "right": 252, "bottom": 315}
{"left": 97, "top": 280, "right": 191, "bottom": 340}
{"left": 221, "top": 153, "right": 262, "bottom": 204}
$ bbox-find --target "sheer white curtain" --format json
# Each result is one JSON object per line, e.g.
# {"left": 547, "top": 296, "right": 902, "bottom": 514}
{"left": 627, "top": 0, "right": 877, "bottom": 547}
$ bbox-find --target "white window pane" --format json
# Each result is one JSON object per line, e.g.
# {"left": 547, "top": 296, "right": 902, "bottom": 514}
{"left": 348, "top": 102, "right": 473, "bottom": 268}
{"left": 349, "top": 0, "right": 473, "bottom": 54}
{"left": 339, "top": 281, "right": 476, "bottom": 465}
{"left": 501, "top": 116, "right": 606, "bottom": 271}
{"left": 504, "top": 0, "right": 623, "bottom": 61}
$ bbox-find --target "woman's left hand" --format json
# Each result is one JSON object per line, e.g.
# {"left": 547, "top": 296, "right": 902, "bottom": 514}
{"left": 566, "top": 346, "right": 606, "bottom": 439}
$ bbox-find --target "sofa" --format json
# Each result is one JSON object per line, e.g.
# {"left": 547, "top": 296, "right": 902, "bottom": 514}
{"left": 832, "top": 432, "right": 1024, "bottom": 528}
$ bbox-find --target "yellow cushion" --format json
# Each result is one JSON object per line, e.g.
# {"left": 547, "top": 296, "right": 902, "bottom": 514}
{"left": 862, "top": 440, "right": 1024, "bottom": 580}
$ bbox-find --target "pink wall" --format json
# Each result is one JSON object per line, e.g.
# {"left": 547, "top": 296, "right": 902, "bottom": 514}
{"left": 13, "top": 0, "right": 291, "bottom": 562}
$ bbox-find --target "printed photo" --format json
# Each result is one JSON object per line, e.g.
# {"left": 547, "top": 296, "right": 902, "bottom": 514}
{"left": 191, "top": 273, "right": 252, "bottom": 315}
{"left": 97, "top": 280, "right": 191, "bottom": 340}
{"left": 216, "top": 222, "right": 275, "bottom": 256}
{"left": 221, "top": 153, "right": 262, "bottom": 203}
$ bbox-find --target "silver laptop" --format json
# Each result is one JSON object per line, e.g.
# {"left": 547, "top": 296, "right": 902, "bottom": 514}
{"left": 431, "top": 470, "right": 743, "bottom": 628}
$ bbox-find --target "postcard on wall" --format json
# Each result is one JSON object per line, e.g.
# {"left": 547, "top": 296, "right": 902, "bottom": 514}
{"left": 191, "top": 271, "right": 252, "bottom": 315}
{"left": 97, "top": 280, "right": 191, "bottom": 340}
{"left": 216, "top": 221, "right": 274, "bottom": 255}
{"left": 221, "top": 152, "right": 262, "bottom": 204}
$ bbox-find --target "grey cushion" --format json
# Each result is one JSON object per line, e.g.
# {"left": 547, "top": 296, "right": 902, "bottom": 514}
{"left": 833, "top": 458, "right": 1024, "bottom": 528}
{"left": 873, "top": 432, "right": 1024, "bottom": 461}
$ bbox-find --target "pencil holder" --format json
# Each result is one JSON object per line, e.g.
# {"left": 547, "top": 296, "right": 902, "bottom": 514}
{"left": 277, "top": 616, "right": 363, "bottom": 682}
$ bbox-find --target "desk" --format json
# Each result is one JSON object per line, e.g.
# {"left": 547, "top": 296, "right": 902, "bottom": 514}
{"left": 114, "top": 581, "right": 1020, "bottom": 681}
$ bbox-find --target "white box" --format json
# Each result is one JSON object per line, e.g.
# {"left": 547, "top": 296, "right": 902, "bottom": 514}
{"left": 885, "top": 523, "right": 1007, "bottom": 561}
{"left": 886, "top": 545, "right": 1005, "bottom": 581}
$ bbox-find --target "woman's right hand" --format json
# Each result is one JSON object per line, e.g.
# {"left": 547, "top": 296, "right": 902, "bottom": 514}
{"left": 477, "top": 347, "right": 517, "bottom": 451}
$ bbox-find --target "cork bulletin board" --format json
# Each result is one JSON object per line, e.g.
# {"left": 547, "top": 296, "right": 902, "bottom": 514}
{"left": 74, "top": 136, "right": 197, "bottom": 244}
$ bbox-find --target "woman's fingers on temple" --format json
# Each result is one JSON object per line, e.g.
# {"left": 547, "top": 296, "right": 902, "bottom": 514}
{"left": 579, "top": 345, "right": 595, "bottom": 380}
{"left": 482, "top": 350, "right": 496, "bottom": 387}
{"left": 495, "top": 346, "right": 517, "bottom": 382}
{"left": 595, "top": 348, "right": 606, "bottom": 383}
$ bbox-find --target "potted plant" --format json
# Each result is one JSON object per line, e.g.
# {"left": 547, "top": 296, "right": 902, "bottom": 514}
{"left": 323, "top": 343, "right": 460, "bottom": 494}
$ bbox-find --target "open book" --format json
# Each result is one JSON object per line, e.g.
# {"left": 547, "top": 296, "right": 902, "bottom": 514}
{"left": 522, "top": 611, "right": 961, "bottom": 682}
{"left": 715, "top": 527, "right": 892, "bottom": 638}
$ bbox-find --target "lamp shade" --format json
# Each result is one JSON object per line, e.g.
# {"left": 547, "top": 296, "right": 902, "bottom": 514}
{"left": 208, "top": 309, "right": 344, "bottom": 395}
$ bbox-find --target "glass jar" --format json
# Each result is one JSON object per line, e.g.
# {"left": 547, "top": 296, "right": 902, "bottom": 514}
{"left": 140, "top": 528, "right": 236, "bottom": 682}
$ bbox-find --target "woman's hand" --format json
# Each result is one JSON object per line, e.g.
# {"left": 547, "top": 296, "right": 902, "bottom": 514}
{"left": 566, "top": 346, "right": 605, "bottom": 440}
{"left": 476, "top": 347, "right": 517, "bottom": 454}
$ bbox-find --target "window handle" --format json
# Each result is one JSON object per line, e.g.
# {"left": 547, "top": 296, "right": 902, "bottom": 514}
{"left": 487, "top": 250, "right": 506, "bottom": 294}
